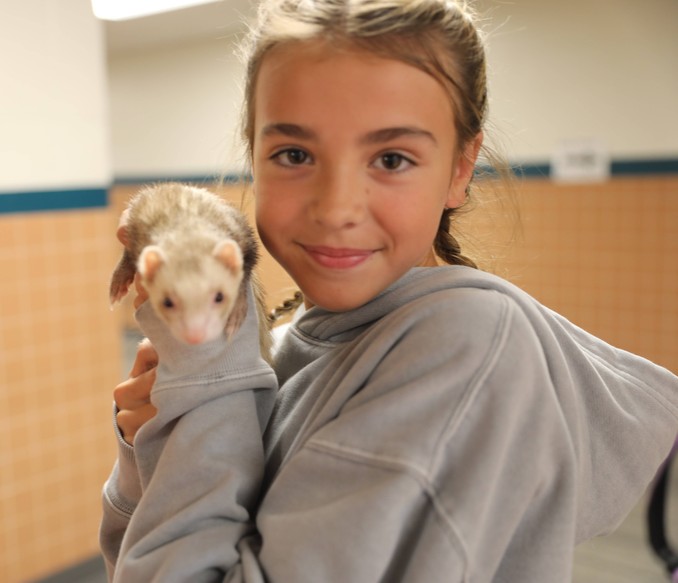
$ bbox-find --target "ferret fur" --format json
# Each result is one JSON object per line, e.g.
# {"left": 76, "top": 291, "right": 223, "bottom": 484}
{"left": 110, "top": 183, "right": 271, "bottom": 360}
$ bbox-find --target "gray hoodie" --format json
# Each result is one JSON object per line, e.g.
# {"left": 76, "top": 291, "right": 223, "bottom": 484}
{"left": 101, "top": 266, "right": 678, "bottom": 582}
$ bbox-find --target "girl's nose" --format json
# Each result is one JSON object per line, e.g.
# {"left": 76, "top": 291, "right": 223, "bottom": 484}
{"left": 309, "top": 165, "right": 367, "bottom": 229}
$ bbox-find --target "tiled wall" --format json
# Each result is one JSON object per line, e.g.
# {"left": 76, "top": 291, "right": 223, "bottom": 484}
{"left": 460, "top": 176, "right": 678, "bottom": 373}
{"left": 3, "top": 175, "right": 674, "bottom": 581}
{"left": 0, "top": 208, "right": 120, "bottom": 582}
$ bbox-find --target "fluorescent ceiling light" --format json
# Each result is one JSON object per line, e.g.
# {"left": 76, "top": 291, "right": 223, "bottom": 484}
{"left": 92, "top": 0, "right": 220, "bottom": 21}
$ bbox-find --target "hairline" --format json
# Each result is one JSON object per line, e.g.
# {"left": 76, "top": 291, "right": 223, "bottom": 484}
{"left": 245, "top": 33, "right": 471, "bottom": 158}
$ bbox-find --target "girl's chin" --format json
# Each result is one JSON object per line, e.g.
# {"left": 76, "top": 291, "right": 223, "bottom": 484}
{"left": 298, "top": 275, "right": 400, "bottom": 312}
{"left": 281, "top": 254, "right": 431, "bottom": 312}
{"left": 300, "top": 284, "right": 377, "bottom": 313}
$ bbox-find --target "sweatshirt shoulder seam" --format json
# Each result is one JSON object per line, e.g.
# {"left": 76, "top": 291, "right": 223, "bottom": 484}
{"left": 435, "top": 293, "right": 514, "bottom": 450}
{"left": 305, "top": 438, "right": 470, "bottom": 573}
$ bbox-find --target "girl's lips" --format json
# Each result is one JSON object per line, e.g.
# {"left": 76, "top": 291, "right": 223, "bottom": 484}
{"left": 302, "top": 245, "right": 375, "bottom": 269}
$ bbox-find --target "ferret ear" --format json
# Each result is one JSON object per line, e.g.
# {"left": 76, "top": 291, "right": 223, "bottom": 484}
{"left": 116, "top": 209, "right": 130, "bottom": 246}
{"left": 213, "top": 240, "right": 243, "bottom": 275}
{"left": 138, "top": 245, "right": 165, "bottom": 283}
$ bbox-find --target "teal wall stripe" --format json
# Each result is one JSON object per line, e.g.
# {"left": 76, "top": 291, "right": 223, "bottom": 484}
{"left": 610, "top": 158, "right": 678, "bottom": 175}
{"left": 510, "top": 157, "right": 678, "bottom": 179}
{"left": 117, "top": 160, "right": 678, "bottom": 187}
{"left": 0, "top": 188, "right": 108, "bottom": 215}
{"left": 1, "top": 157, "right": 676, "bottom": 216}
{"left": 510, "top": 164, "right": 551, "bottom": 179}
{"left": 112, "top": 173, "right": 250, "bottom": 186}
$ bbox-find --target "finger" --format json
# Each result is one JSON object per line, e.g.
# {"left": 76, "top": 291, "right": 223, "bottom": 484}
{"left": 133, "top": 273, "right": 149, "bottom": 309}
{"left": 116, "top": 209, "right": 130, "bottom": 246}
{"left": 130, "top": 337, "right": 158, "bottom": 378}
{"left": 117, "top": 402, "right": 158, "bottom": 446}
{"left": 114, "top": 368, "right": 157, "bottom": 411}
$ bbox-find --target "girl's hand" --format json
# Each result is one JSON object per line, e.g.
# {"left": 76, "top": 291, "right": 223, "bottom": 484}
{"left": 114, "top": 338, "right": 158, "bottom": 445}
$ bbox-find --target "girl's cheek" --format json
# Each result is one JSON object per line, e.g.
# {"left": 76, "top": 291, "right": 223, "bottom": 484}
{"left": 255, "top": 187, "right": 279, "bottom": 217}
{"left": 256, "top": 189, "right": 287, "bottom": 241}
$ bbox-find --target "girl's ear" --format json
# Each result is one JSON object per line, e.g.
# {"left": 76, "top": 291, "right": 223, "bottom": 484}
{"left": 446, "top": 132, "right": 484, "bottom": 209}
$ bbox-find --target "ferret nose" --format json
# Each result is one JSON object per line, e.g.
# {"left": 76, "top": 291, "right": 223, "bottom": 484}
{"left": 184, "top": 329, "right": 206, "bottom": 344}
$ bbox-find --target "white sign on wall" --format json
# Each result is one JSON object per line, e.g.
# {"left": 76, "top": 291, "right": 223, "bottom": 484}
{"left": 551, "top": 138, "right": 611, "bottom": 183}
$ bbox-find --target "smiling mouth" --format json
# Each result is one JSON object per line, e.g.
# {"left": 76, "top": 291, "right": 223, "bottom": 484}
{"left": 302, "top": 245, "right": 375, "bottom": 269}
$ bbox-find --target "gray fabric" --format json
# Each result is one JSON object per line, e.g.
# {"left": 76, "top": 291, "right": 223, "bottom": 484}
{"left": 101, "top": 285, "right": 278, "bottom": 582}
{"left": 101, "top": 266, "right": 678, "bottom": 582}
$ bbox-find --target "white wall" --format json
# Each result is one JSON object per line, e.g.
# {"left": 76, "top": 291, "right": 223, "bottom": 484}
{"left": 481, "top": 0, "right": 678, "bottom": 162}
{"left": 0, "top": 0, "right": 111, "bottom": 192}
{"left": 106, "top": 0, "right": 678, "bottom": 178}
{"left": 108, "top": 37, "right": 247, "bottom": 178}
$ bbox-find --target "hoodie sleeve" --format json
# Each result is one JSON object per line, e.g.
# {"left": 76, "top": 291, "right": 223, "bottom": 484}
{"left": 99, "top": 409, "right": 142, "bottom": 578}
{"left": 99, "top": 285, "right": 278, "bottom": 583}
{"left": 530, "top": 305, "right": 678, "bottom": 541}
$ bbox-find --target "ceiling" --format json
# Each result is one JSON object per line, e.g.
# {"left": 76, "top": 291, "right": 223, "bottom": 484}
{"left": 104, "top": 0, "right": 256, "bottom": 54}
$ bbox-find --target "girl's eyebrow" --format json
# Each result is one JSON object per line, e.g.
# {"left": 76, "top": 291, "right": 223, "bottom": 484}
{"left": 360, "top": 127, "right": 438, "bottom": 146}
{"left": 260, "top": 123, "right": 437, "bottom": 146}
{"left": 261, "top": 123, "right": 317, "bottom": 140}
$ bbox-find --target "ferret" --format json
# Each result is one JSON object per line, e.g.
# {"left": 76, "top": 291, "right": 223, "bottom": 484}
{"left": 110, "top": 182, "right": 271, "bottom": 360}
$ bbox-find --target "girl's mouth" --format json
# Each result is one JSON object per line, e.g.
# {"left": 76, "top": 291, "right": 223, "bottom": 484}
{"left": 302, "top": 245, "right": 375, "bottom": 269}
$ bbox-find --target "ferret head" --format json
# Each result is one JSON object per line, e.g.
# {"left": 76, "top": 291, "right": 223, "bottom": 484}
{"left": 137, "top": 239, "right": 244, "bottom": 344}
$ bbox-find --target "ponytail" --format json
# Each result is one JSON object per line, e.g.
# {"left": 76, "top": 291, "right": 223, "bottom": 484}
{"left": 434, "top": 206, "right": 477, "bottom": 269}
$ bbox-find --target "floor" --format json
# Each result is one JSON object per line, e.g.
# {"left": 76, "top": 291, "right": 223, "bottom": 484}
{"left": 572, "top": 480, "right": 676, "bottom": 583}
{"left": 32, "top": 555, "right": 107, "bottom": 583}
{"left": 35, "top": 330, "right": 677, "bottom": 582}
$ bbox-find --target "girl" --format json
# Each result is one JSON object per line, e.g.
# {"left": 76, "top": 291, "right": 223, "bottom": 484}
{"left": 100, "top": 1, "right": 678, "bottom": 581}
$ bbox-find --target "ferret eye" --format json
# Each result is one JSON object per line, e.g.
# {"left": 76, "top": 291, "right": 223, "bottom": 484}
{"left": 163, "top": 297, "right": 174, "bottom": 309}
{"left": 214, "top": 292, "right": 224, "bottom": 304}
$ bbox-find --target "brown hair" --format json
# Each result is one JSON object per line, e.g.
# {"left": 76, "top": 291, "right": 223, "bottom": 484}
{"left": 239, "top": 0, "right": 508, "bottom": 319}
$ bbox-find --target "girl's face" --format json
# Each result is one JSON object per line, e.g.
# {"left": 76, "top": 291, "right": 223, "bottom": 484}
{"left": 252, "top": 41, "right": 479, "bottom": 312}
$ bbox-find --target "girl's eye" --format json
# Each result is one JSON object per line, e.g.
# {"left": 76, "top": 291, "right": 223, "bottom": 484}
{"left": 163, "top": 297, "right": 174, "bottom": 309}
{"left": 214, "top": 291, "right": 224, "bottom": 304}
{"left": 373, "top": 152, "right": 414, "bottom": 172}
{"left": 271, "top": 148, "right": 311, "bottom": 167}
